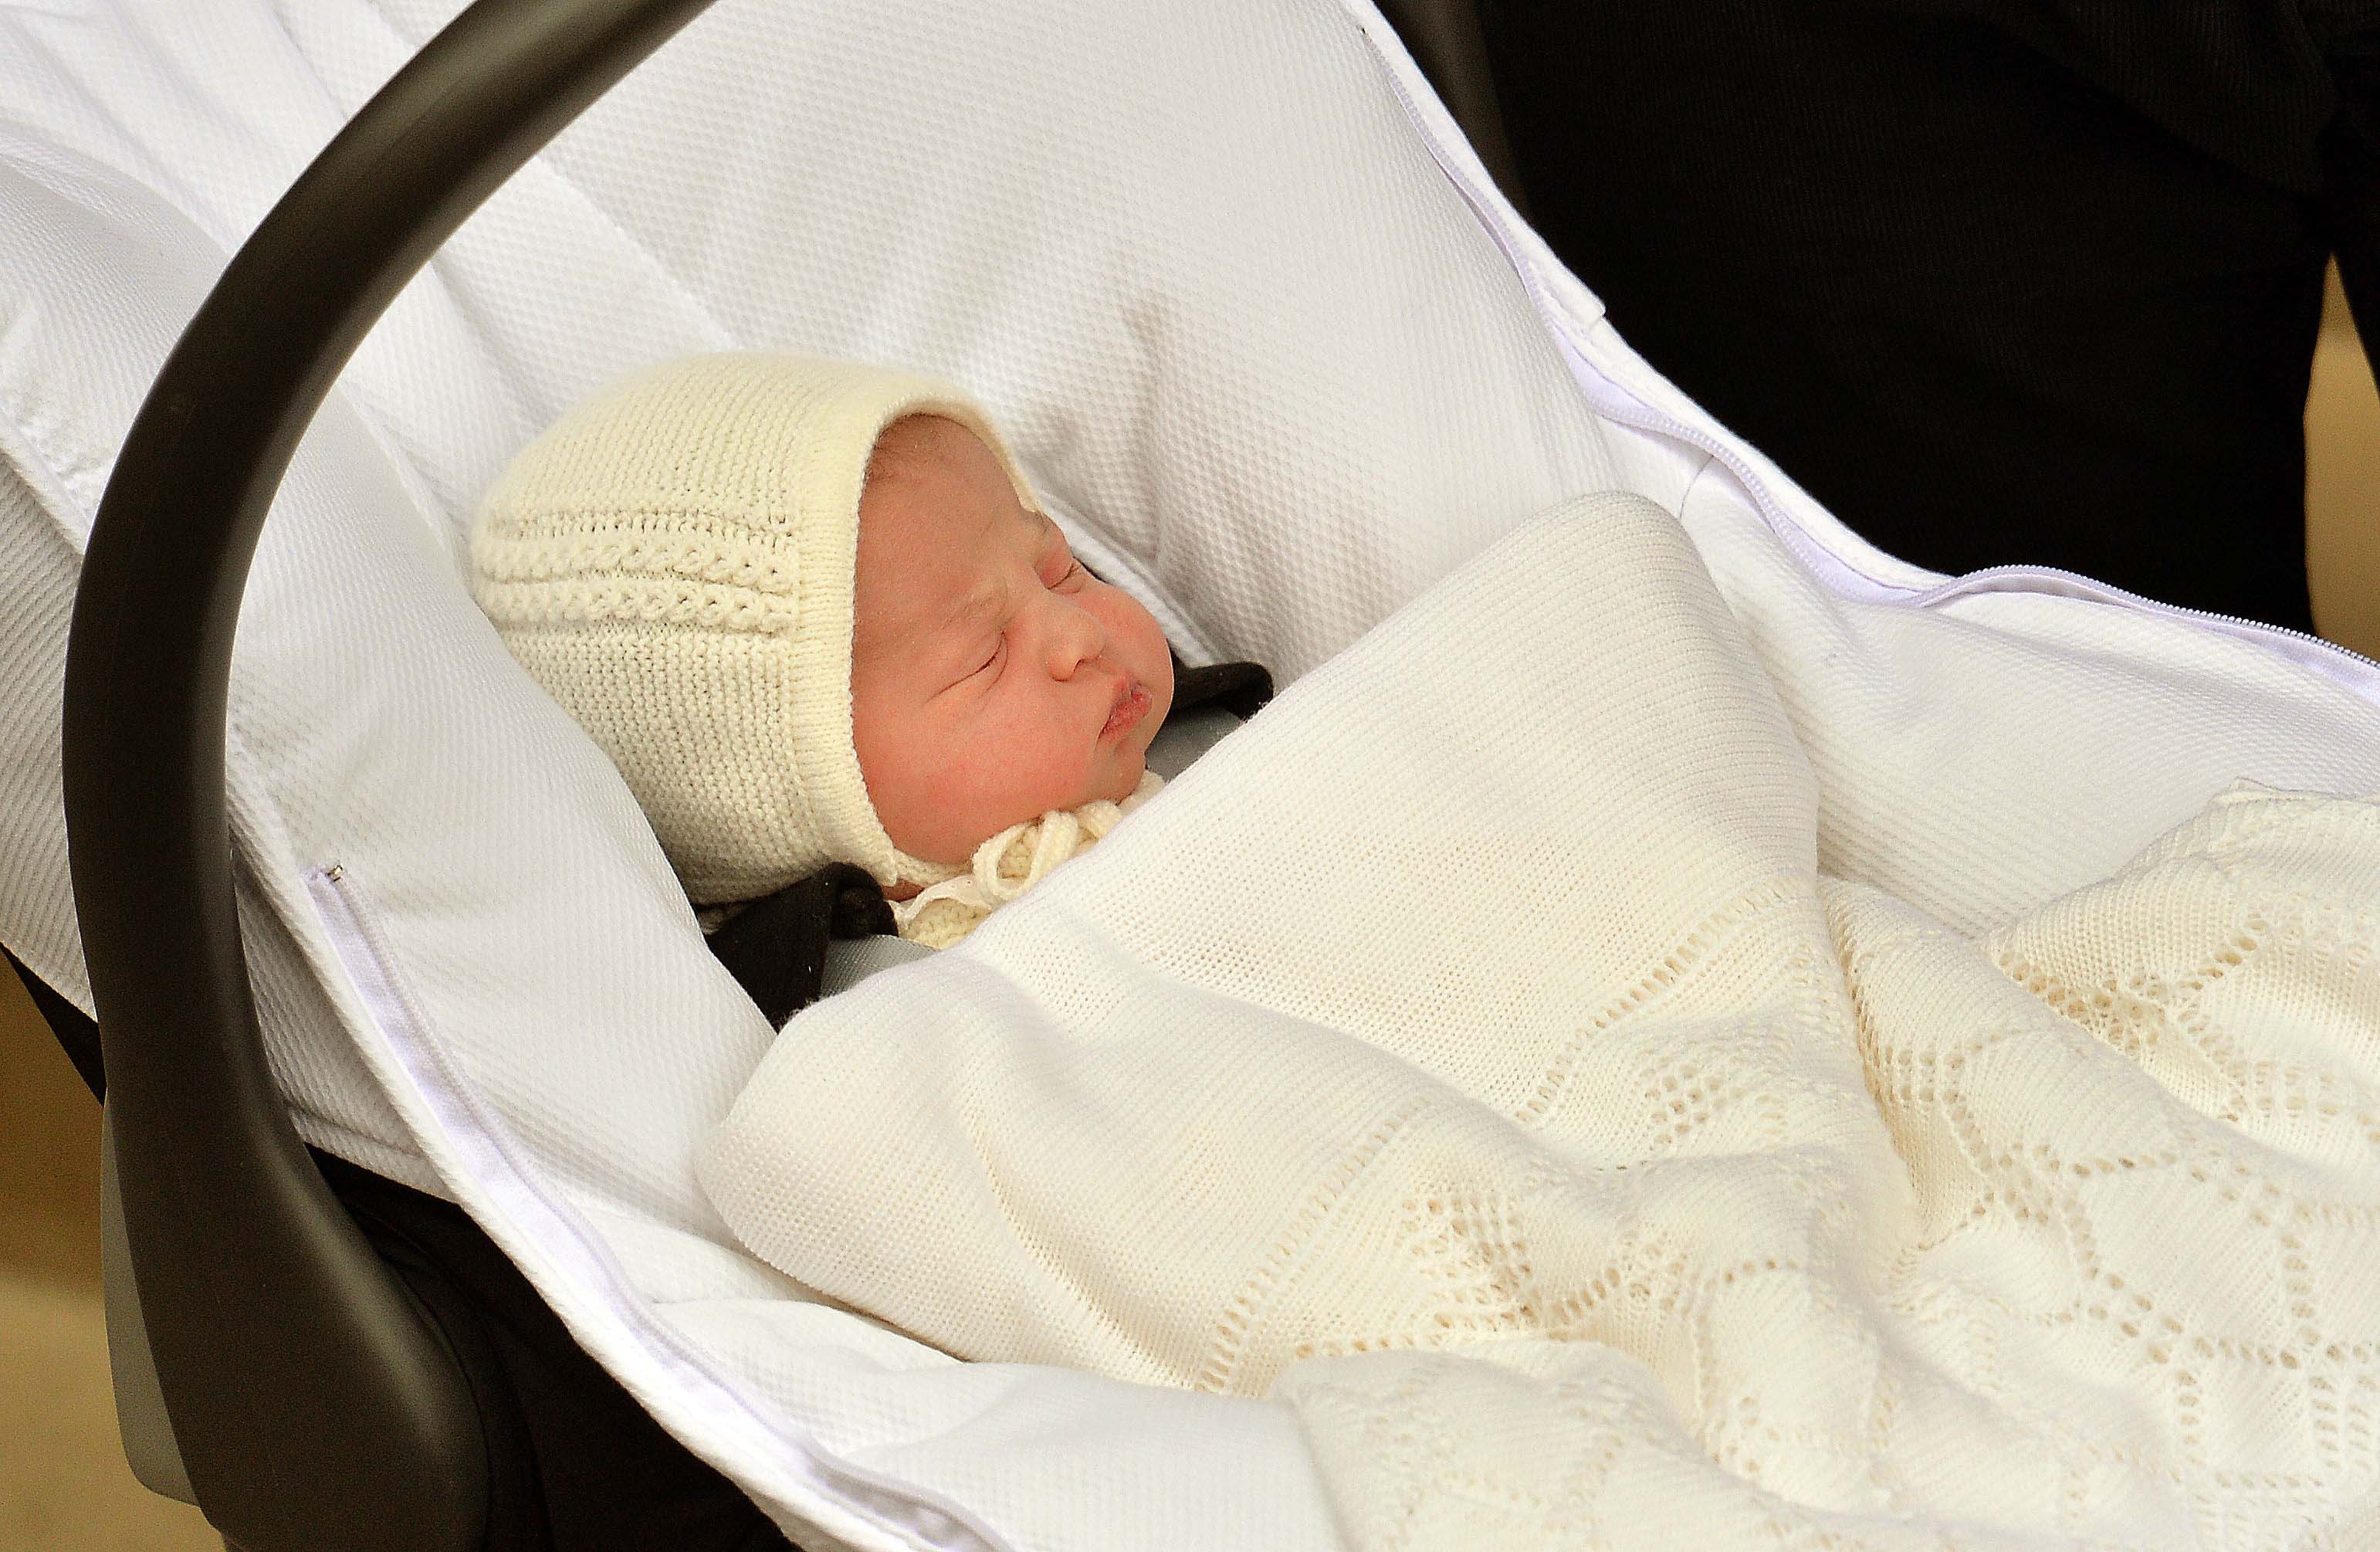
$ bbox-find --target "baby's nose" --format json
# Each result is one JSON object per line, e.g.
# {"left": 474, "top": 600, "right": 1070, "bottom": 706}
{"left": 1044, "top": 598, "right": 1108, "bottom": 677}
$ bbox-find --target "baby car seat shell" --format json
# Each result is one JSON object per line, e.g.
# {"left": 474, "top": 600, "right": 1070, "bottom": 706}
{"left": 58, "top": 2, "right": 723, "bottom": 1547}
{"left": 16, "top": 0, "right": 2378, "bottom": 1547}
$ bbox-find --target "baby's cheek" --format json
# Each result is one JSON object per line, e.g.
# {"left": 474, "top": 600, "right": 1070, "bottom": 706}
{"left": 870, "top": 747, "right": 954, "bottom": 846}
{"left": 972, "top": 701, "right": 1094, "bottom": 825}
{"left": 1088, "top": 588, "right": 1163, "bottom": 681}
{"left": 1028, "top": 724, "right": 1101, "bottom": 809}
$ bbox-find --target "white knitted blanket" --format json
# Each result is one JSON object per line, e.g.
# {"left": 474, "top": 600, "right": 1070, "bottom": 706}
{"left": 700, "top": 493, "right": 2380, "bottom": 1550}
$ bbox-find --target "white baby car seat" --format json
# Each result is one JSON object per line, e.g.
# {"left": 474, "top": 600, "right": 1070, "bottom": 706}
{"left": 5, "top": 1, "right": 2377, "bottom": 1549}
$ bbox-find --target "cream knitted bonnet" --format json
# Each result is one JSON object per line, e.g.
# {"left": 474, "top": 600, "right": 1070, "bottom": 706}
{"left": 469, "top": 352, "right": 1041, "bottom": 906}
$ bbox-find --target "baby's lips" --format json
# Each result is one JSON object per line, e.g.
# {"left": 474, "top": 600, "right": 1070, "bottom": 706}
{"left": 1101, "top": 679, "right": 1153, "bottom": 741}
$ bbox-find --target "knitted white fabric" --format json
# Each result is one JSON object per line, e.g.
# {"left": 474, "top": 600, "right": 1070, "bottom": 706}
{"left": 469, "top": 352, "right": 1039, "bottom": 902}
{"left": 702, "top": 495, "right": 2380, "bottom": 1550}
{"left": 892, "top": 771, "right": 1164, "bottom": 948}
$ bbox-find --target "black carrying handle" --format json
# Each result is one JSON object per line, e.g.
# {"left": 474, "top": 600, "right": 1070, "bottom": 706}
{"left": 60, "top": 2, "right": 716, "bottom": 1547}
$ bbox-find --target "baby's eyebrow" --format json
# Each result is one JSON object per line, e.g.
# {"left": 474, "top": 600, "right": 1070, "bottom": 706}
{"left": 940, "top": 581, "right": 1010, "bottom": 642}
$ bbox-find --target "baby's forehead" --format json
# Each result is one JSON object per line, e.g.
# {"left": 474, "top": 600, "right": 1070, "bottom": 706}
{"left": 855, "top": 419, "right": 1048, "bottom": 649}
{"left": 868, "top": 411, "right": 975, "bottom": 474}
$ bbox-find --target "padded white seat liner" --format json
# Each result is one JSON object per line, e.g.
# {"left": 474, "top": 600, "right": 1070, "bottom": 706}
{"left": 3, "top": 2, "right": 2376, "bottom": 1547}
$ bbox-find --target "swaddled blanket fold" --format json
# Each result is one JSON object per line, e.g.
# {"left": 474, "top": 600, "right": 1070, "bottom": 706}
{"left": 699, "top": 493, "right": 2380, "bottom": 1549}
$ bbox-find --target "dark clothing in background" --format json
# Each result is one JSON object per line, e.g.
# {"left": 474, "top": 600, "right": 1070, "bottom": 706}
{"left": 1477, "top": 0, "right": 2380, "bottom": 635}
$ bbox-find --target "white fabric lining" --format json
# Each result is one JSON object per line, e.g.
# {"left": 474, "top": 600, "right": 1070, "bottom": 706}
{"left": 306, "top": 862, "right": 1001, "bottom": 1552}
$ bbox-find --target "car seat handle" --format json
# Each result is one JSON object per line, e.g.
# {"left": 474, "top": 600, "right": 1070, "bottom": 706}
{"left": 60, "top": 2, "right": 716, "bottom": 1547}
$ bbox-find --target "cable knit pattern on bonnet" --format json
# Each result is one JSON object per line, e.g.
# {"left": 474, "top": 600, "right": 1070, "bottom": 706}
{"left": 469, "top": 352, "right": 1121, "bottom": 934}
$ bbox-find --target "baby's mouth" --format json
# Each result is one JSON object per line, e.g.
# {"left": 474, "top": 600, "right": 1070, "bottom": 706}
{"left": 1101, "top": 679, "right": 1153, "bottom": 742}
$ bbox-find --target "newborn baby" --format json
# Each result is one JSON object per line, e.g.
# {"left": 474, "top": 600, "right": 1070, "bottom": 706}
{"left": 469, "top": 352, "right": 1176, "bottom": 947}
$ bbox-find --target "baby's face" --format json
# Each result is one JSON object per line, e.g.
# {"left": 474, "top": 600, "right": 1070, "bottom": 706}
{"left": 851, "top": 416, "right": 1174, "bottom": 869}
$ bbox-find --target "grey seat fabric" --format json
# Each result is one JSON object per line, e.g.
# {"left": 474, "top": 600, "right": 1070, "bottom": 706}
{"left": 1143, "top": 703, "right": 1244, "bottom": 781}
{"left": 816, "top": 935, "right": 934, "bottom": 998}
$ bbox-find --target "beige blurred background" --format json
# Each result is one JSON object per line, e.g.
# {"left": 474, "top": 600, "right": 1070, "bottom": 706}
{"left": 2309, "top": 264, "right": 2380, "bottom": 657}
{"left": 3, "top": 270, "right": 2377, "bottom": 1549}
{"left": 1, "top": 981, "right": 218, "bottom": 1550}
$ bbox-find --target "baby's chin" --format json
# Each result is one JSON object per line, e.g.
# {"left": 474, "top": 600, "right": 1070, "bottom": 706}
{"left": 1000, "top": 742, "right": 1149, "bottom": 836}
{"left": 1105, "top": 717, "right": 1163, "bottom": 796}
{"left": 906, "top": 759, "right": 1154, "bottom": 873}
{"left": 1105, "top": 750, "right": 1148, "bottom": 801}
